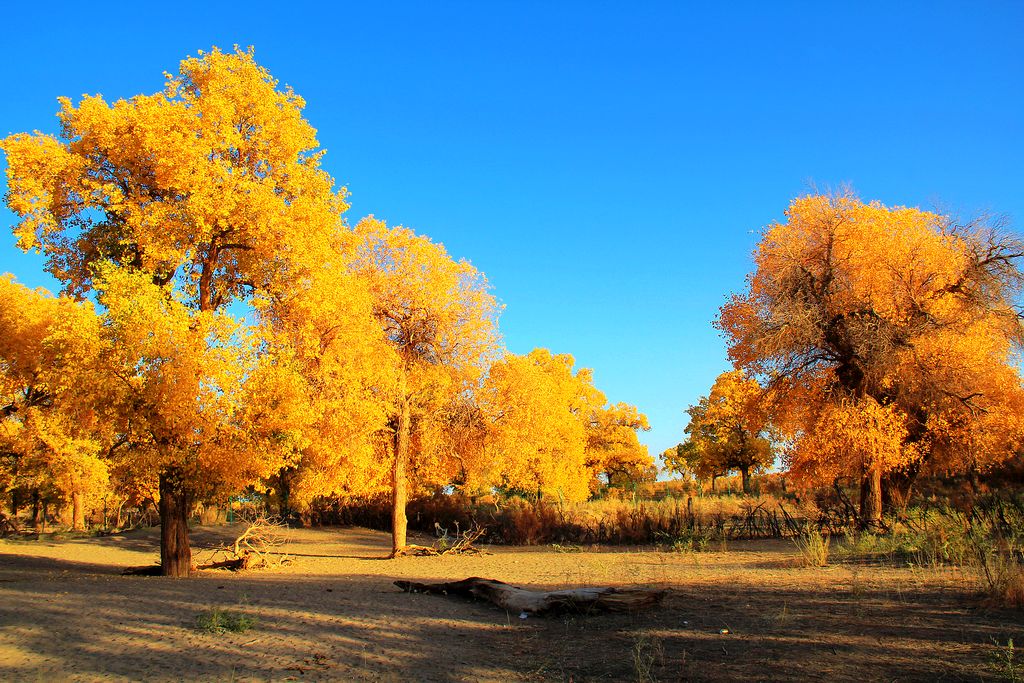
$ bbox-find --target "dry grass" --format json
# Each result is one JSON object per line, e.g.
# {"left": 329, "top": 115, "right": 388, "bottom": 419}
{"left": 793, "top": 528, "right": 830, "bottom": 567}
{"left": 320, "top": 492, "right": 814, "bottom": 546}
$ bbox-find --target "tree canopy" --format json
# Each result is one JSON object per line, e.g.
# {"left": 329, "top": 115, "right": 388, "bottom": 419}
{"left": 717, "top": 193, "right": 1024, "bottom": 523}
{"left": 679, "top": 370, "right": 773, "bottom": 494}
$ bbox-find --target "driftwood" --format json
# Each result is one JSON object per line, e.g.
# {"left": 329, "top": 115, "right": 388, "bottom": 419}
{"left": 406, "top": 525, "right": 489, "bottom": 556}
{"left": 395, "top": 577, "right": 668, "bottom": 615}
{"left": 202, "top": 515, "right": 290, "bottom": 570}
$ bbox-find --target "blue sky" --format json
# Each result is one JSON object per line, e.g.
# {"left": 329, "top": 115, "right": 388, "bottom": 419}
{"left": 2, "top": 2, "right": 1022, "bottom": 465}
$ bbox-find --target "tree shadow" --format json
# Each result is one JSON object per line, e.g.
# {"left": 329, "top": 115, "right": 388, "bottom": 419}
{"left": 1, "top": 531, "right": 1019, "bottom": 681}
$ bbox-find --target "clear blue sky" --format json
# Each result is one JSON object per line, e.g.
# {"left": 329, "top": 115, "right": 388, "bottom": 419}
{"left": 2, "top": 2, "right": 1022, "bottom": 466}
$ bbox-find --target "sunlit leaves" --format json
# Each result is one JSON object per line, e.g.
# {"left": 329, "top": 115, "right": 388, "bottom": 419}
{"left": 1, "top": 46, "right": 347, "bottom": 306}
{"left": 680, "top": 370, "right": 773, "bottom": 491}
{"left": 718, "top": 193, "right": 1024, "bottom": 489}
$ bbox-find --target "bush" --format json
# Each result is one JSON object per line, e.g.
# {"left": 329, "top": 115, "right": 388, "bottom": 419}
{"left": 793, "top": 529, "right": 830, "bottom": 567}
{"left": 839, "top": 495, "right": 1024, "bottom": 607}
{"left": 196, "top": 607, "right": 255, "bottom": 634}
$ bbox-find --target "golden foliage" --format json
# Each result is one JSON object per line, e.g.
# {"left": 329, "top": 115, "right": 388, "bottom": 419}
{"left": 483, "top": 349, "right": 592, "bottom": 501}
{"left": 482, "top": 349, "right": 653, "bottom": 500}
{"left": 0, "top": 47, "right": 354, "bottom": 545}
{"left": 718, "top": 193, "right": 1024, "bottom": 489}
{"left": 0, "top": 276, "right": 110, "bottom": 513}
{"left": 681, "top": 370, "right": 773, "bottom": 491}
{"left": 1, "top": 46, "right": 346, "bottom": 307}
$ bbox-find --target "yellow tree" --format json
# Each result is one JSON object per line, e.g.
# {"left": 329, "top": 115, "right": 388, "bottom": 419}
{"left": 584, "top": 402, "right": 655, "bottom": 492}
{"left": 0, "top": 275, "right": 110, "bottom": 530}
{"left": 251, "top": 261, "right": 398, "bottom": 513}
{"left": 682, "top": 370, "right": 773, "bottom": 494}
{"left": 482, "top": 349, "right": 593, "bottom": 502}
{"left": 1, "top": 47, "right": 350, "bottom": 574}
{"left": 348, "top": 217, "right": 501, "bottom": 555}
{"left": 95, "top": 267, "right": 290, "bottom": 575}
{"left": 482, "top": 349, "right": 654, "bottom": 499}
{"left": 718, "top": 193, "right": 1024, "bottom": 526}
{"left": 661, "top": 441, "right": 709, "bottom": 486}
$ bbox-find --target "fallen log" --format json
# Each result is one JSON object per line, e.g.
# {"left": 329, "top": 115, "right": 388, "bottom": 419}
{"left": 394, "top": 576, "right": 667, "bottom": 615}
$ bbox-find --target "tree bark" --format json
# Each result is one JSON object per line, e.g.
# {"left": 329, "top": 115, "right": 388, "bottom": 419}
{"left": 32, "top": 490, "right": 41, "bottom": 533}
{"left": 391, "top": 395, "right": 411, "bottom": 557}
{"left": 740, "top": 467, "right": 751, "bottom": 495}
{"left": 159, "top": 468, "right": 192, "bottom": 577}
{"left": 71, "top": 491, "right": 85, "bottom": 531}
{"left": 859, "top": 465, "right": 883, "bottom": 530}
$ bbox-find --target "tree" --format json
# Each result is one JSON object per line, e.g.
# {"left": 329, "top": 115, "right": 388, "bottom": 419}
{"left": 251, "top": 255, "right": 397, "bottom": 515}
{"left": 0, "top": 276, "right": 110, "bottom": 530}
{"left": 482, "top": 349, "right": 593, "bottom": 502}
{"left": 97, "top": 267, "right": 286, "bottom": 575}
{"left": 584, "top": 402, "right": 655, "bottom": 491}
{"left": 482, "top": 349, "right": 654, "bottom": 498}
{"left": 718, "top": 193, "right": 1024, "bottom": 526}
{"left": 348, "top": 217, "right": 501, "bottom": 556}
{"left": 681, "top": 370, "right": 773, "bottom": 494}
{"left": 664, "top": 439, "right": 730, "bottom": 492}
{"left": 1, "top": 47, "right": 348, "bottom": 574}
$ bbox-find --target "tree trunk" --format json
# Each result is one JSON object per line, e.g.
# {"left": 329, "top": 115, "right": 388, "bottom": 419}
{"left": 10, "top": 488, "right": 19, "bottom": 516}
{"left": 882, "top": 468, "right": 917, "bottom": 517}
{"left": 859, "top": 465, "right": 883, "bottom": 530}
{"left": 72, "top": 491, "right": 85, "bottom": 531}
{"left": 391, "top": 396, "right": 411, "bottom": 557}
{"left": 277, "top": 467, "right": 294, "bottom": 518}
{"left": 710, "top": 475, "right": 717, "bottom": 494}
{"left": 32, "top": 490, "right": 41, "bottom": 534}
{"left": 159, "top": 468, "right": 192, "bottom": 577}
{"left": 740, "top": 467, "right": 751, "bottom": 495}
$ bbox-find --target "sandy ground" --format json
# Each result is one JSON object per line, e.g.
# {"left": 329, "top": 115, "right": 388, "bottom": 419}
{"left": 0, "top": 524, "right": 1020, "bottom": 682}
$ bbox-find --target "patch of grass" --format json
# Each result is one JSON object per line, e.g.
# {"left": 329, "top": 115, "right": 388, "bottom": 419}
{"left": 839, "top": 515, "right": 971, "bottom": 568}
{"left": 196, "top": 607, "right": 256, "bottom": 634}
{"left": 794, "top": 529, "right": 830, "bottom": 567}
{"left": 991, "top": 638, "right": 1020, "bottom": 683}
{"left": 631, "top": 630, "right": 663, "bottom": 683}
{"left": 657, "top": 529, "right": 720, "bottom": 553}
{"left": 550, "top": 543, "right": 582, "bottom": 553}
{"left": 837, "top": 498, "right": 1024, "bottom": 608}
{"left": 977, "top": 548, "right": 1024, "bottom": 608}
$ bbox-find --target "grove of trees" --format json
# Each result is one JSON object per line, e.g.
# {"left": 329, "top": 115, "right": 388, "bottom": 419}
{"left": 0, "top": 48, "right": 654, "bottom": 573}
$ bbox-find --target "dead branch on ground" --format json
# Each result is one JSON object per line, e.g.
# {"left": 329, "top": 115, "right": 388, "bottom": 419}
{"left": 0, "top": 512, "right": 20, "bottom": 537}
{"left": 202, "top": 515, "right": 290, "bottom": 570}
{"left": 406, "top": 524, "right": 490, "bottom": 556}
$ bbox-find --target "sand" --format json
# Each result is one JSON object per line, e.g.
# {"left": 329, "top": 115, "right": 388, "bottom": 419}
{"left": 0, "top": 524, "right": 1019, "bottom": 681}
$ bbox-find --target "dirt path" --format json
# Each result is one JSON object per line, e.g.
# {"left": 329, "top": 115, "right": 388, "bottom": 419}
{"left": 0, "top": 525, "right": 1019, "bottom": 681}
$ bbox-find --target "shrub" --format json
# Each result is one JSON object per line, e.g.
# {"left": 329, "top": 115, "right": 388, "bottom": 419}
{"left": 196, "top": 607, "right": 255, "bottom": 634}
{"left": 794, "top": 529, "right": 830, "bottom": 567}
